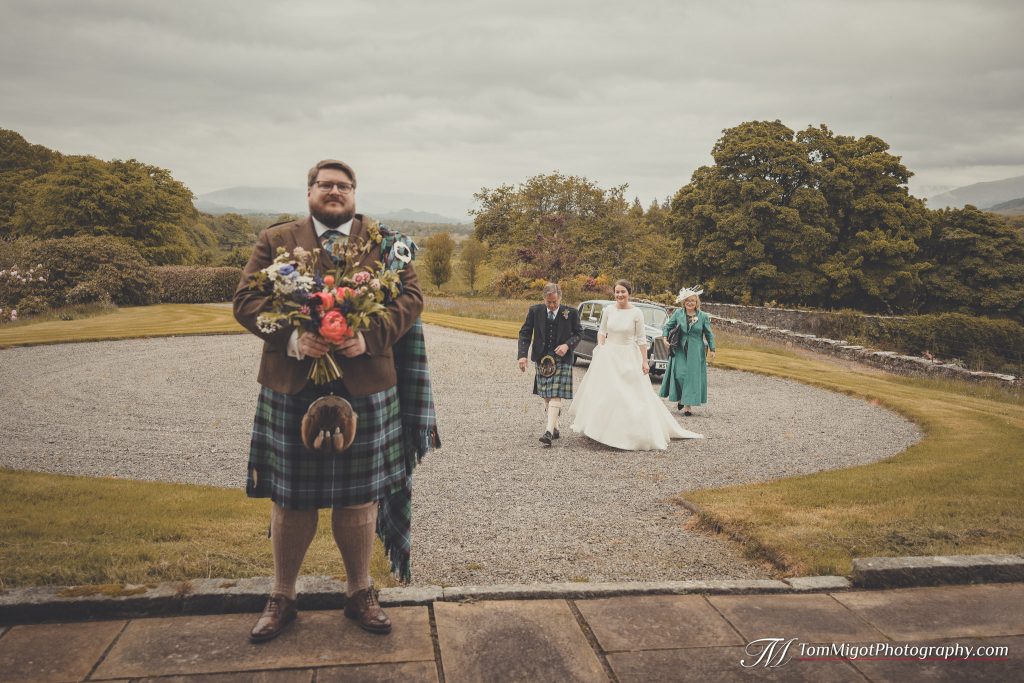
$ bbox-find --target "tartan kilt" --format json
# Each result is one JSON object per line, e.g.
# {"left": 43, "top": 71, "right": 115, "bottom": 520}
{"left": 246, "top": 381, "right": 405, "bottom": 509}
{"left": 533, "top": 360, "right": 574, "bottom": 399}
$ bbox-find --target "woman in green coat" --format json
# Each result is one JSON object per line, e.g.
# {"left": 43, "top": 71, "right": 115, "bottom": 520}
{"left": 659, "top": 287, "right": 715, "bottom": 415}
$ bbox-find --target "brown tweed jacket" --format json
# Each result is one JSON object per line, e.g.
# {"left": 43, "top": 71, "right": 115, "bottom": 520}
{"left": 233, "top": 214, "right": 424, "bottom": 397}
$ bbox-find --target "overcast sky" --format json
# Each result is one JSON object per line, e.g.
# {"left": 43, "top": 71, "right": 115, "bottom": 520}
{"left": 2, "top": 0, "right": 1022, "bottom": 218}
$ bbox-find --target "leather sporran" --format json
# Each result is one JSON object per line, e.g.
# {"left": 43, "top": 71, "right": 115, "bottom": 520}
{"left": 538, "top": 354, "right": 558, "bottom": 378}
{"left": 301, "top": 395, "right": 358, "bottom": 453}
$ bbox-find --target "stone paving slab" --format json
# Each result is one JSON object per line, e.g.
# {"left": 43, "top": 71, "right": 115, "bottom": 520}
{"left": 316, "top": 660, "right": 439, "bottom": 682}
{"left": 832, "top": 583, "right": 1024, "bottom": 640}
{"left": 708, "top": 593, "right": 888, "bottom": 644}
{"left": 0, "top": 619, "right": 125, "bottom": 683}
{"left": 846, "top": 635, "right": 1022, "bottom": 683}
{"left": 606, "top": 646, "right": 866, "bottom": 682}
{"left": 433, "top": 599, "right": 606, "bottom": 683}
{"left": 92, "top": 608, "right": 433, "bottom": 679}
{"left": 575, "top": 595, "right": 745, "bottom": 652}
{"left": 136, "top": 671, "right": 313, "bottom": 682}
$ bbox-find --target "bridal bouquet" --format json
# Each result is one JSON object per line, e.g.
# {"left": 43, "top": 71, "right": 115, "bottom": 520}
{"left": 247, "top": 244, "right": 402, "bottom": 384}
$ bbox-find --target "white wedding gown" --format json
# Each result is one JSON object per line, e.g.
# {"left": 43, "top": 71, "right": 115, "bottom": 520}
{"left": 571, "top": 305, "right": 703, "bottom": 450}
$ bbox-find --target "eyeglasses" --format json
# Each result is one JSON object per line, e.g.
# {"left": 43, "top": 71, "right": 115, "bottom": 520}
{"left": 313, "top": 181, "right": 355, "bottom": 194}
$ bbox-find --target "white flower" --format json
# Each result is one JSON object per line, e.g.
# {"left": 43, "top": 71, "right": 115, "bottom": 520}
{"left": 256, "top": 314, "right": 282, "bottom": 333}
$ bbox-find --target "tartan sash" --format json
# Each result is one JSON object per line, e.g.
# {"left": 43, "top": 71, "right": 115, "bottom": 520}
{"left": 376, "top": 226, "right": 441, "bottom": 582}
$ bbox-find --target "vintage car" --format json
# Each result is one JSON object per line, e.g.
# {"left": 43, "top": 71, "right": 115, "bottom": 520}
{"left": 574, "top": 299, "right": 673, "bottom": 378}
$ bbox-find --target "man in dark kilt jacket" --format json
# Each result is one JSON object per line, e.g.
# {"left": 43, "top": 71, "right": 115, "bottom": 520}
{"left": 518, "top": 282, "right": 583, "bottom": 446}
{"left": 234, "top": 159, "right": 439, "bottom": 642}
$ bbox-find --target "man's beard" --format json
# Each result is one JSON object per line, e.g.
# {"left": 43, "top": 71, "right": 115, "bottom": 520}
{"left": 311, "top": 206, "right": 355, "bottom": 228}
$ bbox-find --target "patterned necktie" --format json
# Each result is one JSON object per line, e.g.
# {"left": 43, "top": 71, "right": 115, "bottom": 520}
{"left": 321, "top": 229, "right": 346, "bottom": 263}
{"left": 548, "top": 310, "right": 556, "bottom": 322}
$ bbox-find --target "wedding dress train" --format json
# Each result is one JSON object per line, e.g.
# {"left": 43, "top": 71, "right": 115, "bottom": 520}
{"left": 571, "top": 305, "right": 703, "bottom": 450}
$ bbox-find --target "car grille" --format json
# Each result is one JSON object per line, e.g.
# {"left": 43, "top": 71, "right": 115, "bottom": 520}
{"left": 651, "top": 337, "right": 671, "bottom": 361}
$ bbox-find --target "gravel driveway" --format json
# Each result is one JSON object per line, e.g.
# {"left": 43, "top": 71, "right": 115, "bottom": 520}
{"left": 0, "top": 325, "right": 920, "bottom": 584}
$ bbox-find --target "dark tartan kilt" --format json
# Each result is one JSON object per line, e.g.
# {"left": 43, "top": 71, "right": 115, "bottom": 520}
{"left": 246, "top": 381, "right": 405, "bottom": 510}
{"left": 533, "top": 360, "right": 574, "bottom": 399}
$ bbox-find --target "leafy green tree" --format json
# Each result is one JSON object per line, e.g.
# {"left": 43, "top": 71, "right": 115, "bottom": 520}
{"left": 10, "top": 155, "right": 199, "bottom": 264}
{"left": 920, "top": 206, "right": 1024, "bottom": 321}
{"left": 671, "top": 121, "right": 832, "bottom": 305}
{"left": 670, "top": 120, "right": 930, "bottom": 311}
{"left": 800, "top": 125, "right": 931, "bottom": 311}
{"left": 459, "top": 236, "right": 488, "bottom": 294}
{"left": 0, "top": 128, "right": 60, "bottom": 230}
{"left": 472, "top": 172, "right": 637, "bottom": 281}
{"left": 422, "top": 232, "right": 456, "bottom": 291}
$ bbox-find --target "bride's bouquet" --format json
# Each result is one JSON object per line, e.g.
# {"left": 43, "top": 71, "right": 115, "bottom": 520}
{"left": 247, "top": 244, "right": 402, "bottom": 384}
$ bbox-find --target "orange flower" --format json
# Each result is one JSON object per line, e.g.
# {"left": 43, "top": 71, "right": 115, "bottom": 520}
{"left": 319, "top": 310, "right": 352, "bottom": 343}
{"left": 335, "top": 286, "right": 354, "bottom": 303}
{"left": 313, "top": 291, "right": 334, "bottom": 311}
{"left": 323, "top": 275, "right": 335, "bottom": 287}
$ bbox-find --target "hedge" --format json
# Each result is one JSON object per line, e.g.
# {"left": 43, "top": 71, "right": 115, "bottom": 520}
{"left": 154, "top": 266, "right": 242, "bottom": 304}
{"left": 872, "top": 313, "right": 1024, "bottom": 375}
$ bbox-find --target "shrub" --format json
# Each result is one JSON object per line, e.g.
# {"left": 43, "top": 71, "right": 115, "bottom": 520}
{"left": 154, "top": 266, "right": 242, "bottom": 303}
{"left": 15, "top": 294, "right": 48, "bottom": 316}
{"left": 807, "top": 309, "right": 868, "bottom": 341}
{"left": 65, "top": 281, "right": 114, "bottom": 307}
{"left": 874, "top": 313, "right": 1024, "bottom": 375}
{"left": 0, "top": 262, "right": 46, "bottom": 308}
{"left": 25, "top": 236, "right": 160, "bottom": 307}
{"left": 491, "top": 270, "right": 531, "bottom": 298}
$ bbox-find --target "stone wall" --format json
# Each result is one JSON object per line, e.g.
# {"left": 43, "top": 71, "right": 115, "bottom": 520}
{"left": 704, "top": 305, "right": 1019, "bottom": 387}
{"left": 702, "top": 302, "right": 900, "bottom": 338}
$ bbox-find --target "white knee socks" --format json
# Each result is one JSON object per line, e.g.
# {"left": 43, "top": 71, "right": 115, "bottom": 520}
{"left": 546, "top": 398, "right": 562, "bottom": 433}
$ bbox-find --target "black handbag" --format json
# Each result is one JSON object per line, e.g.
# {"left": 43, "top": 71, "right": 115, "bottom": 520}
{"left": 667, "top": 324, "right": 682, "bottom": 352}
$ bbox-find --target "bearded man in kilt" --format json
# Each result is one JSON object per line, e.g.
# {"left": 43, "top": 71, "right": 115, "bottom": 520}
{"left": 517, "top": 282, "right": 583, "bottom": 446}
{"left": 234, "top": 159, "right": 439, "bottom": 643}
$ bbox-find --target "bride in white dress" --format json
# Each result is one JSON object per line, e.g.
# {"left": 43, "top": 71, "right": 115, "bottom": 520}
{"left": 571, "top": 280, "right": 703, "bottom": 450}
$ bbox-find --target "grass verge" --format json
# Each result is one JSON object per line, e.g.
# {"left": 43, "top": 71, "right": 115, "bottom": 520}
{"left": 0, "top": 304, "right": 242, "bottom": 348}
{"left": 688, "top": 333, "right": 1024, "bottom": 576}
{"left": 0, "top": 469, "right": 397, "bottom": 589}
{"left": 2, "top": 301, "right": 1021, "bottom": 584}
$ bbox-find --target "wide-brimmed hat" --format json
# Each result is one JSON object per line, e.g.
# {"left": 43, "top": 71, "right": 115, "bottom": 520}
{"left": 675, "top": 286, "right": 704, "bottom": 303}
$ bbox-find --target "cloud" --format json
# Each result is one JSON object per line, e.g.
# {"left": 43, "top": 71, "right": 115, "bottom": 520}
{"left": 2, "top": 0, "right": 1022, "bottom": 206}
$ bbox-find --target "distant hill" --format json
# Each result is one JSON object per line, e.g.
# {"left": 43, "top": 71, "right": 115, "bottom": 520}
{"left": 377, "top": 208, "right": 463, "bottom": 224}
{"left": 195, "top": 187, "right": 306, "bottom": 215}
{"left": 195, "top": 186, "right": 472, "bottom": 224}
{"left": 927, "top": 174, "right": 1024, "bottom": 210}
{"left": 987, "top": 196, "right": 1024, "bottom": 216}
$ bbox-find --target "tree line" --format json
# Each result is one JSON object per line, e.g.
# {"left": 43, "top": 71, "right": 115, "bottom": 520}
{"left": 0, "top": 128, "right": 264, "bottom": 267}
{"left": 3, "top": 123, "right": 1021, "bottom": 323}
{"left": 470, "top": 121, "right": 1023, "bottom": 322}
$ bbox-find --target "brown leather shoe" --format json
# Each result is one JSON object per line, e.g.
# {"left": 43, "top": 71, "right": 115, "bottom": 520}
{"left": 344, "top": 587, "right": 392, "bottom": 634}
{"left": 249, "top": 594, "right": 297, "bottom": 643}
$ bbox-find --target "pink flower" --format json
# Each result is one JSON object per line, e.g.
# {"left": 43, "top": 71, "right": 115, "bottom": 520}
{"left": 353, "top": 271, "right": 371, "bottom": 285}
{"left": 370, "top": 279, "right": 381, "bottom": 290}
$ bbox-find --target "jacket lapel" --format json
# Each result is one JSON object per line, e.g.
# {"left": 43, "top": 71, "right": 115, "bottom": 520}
{"left": 289, "top": 217, "right": 331, "bottom": 271}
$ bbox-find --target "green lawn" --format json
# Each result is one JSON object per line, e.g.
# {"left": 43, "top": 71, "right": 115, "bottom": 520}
{"left": 1, "top": 302, "right": 1021, "bottom": 587}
